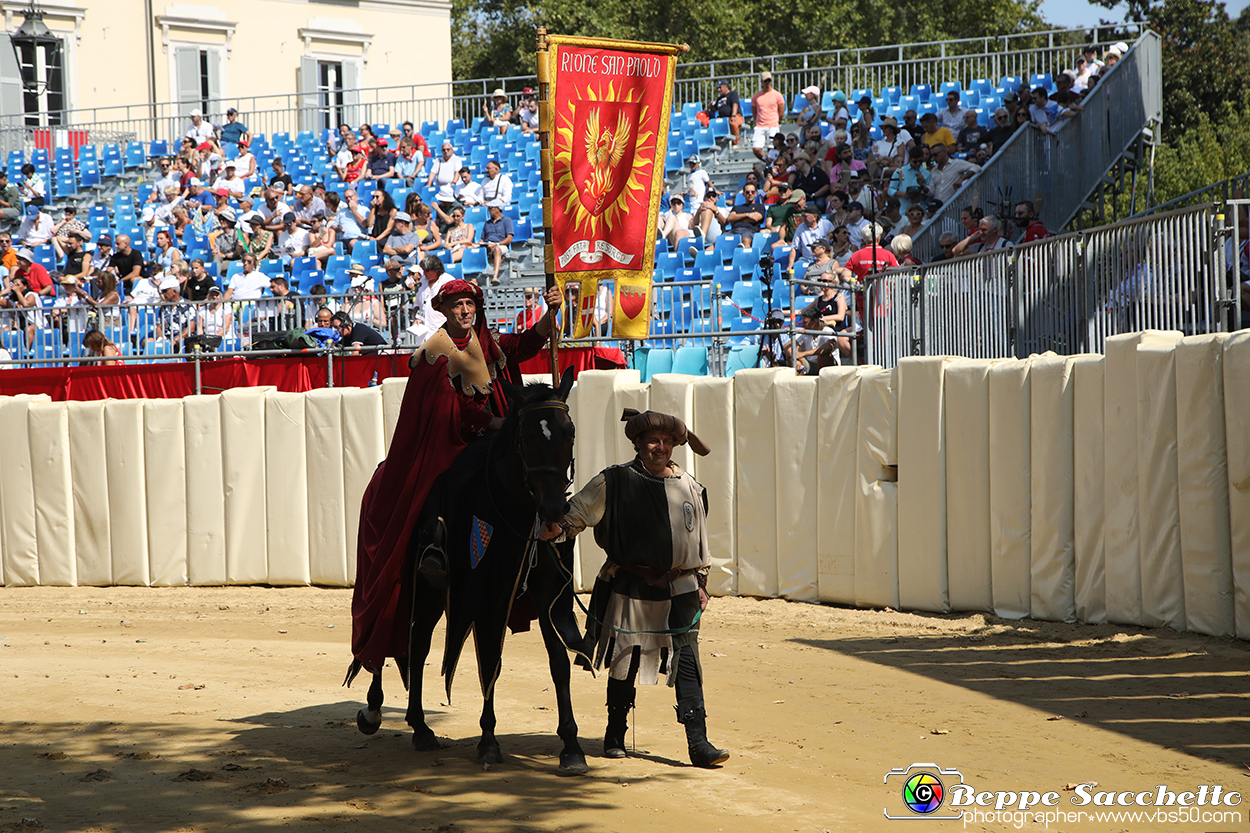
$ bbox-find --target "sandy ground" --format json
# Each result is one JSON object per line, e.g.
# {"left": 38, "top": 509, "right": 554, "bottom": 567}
{"left": 0, "top": 586, "right": 1247, "bottom": 833}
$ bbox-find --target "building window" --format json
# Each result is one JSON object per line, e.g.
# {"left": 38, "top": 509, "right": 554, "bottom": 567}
{"left": 14, "top": 34, "right": 64, "bottom": 126}
{"left": 318, "top": 60, "right": 345, "bottom": 131}
{"left": 299, "top": 56, "right": 359, "bottom": 133}
{"left": 174, "top": 45, "right": 220, "bottom": 116}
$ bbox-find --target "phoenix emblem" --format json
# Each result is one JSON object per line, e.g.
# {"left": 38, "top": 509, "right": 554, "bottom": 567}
{"left": 583, "top": 108, "right": 631, "bottom": 215}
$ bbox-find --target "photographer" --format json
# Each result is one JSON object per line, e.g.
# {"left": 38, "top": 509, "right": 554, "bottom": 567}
{"left": 888, "top": 146, "right": 930, "bottom": 211}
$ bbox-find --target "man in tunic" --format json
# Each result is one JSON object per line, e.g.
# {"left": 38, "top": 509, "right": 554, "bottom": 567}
{"left": 543, "top": 409, "right": 729, "bottom": 768}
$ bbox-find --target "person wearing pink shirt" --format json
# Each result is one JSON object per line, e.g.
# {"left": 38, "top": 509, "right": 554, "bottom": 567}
{"left": 750, "top": 71, "right": 788, "bottom": 162}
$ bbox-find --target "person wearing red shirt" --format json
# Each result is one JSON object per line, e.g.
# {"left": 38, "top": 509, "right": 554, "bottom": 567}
{"left": 1014, "top": 200, "right": 1052, "bottom": 243}
{"left": 835, "top": 224, "right": 899, "bottom": 362}
{"left": 12, "top": 248, "right": 54, "bottom": 296}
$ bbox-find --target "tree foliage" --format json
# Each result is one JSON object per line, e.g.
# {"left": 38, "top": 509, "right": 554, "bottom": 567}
{"left": 451, "top": 0, "right": 1047, "bottom": 83}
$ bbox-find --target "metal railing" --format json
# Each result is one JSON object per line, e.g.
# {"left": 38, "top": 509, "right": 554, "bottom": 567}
{"left": 0, "top": 26, "right": 1141, "bottom": 164}
{"left": 1124, "top": 171, "right": 1250, "bottom": 221}
{"left": 909, "top": 30, "right": 1162, "bottom": 262}
{"left": 861, "top": 203, "right": 1229, "bottom": 366}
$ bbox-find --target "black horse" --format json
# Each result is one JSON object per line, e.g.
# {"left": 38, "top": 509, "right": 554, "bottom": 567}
{"left": 352, "top": 367, "right": 591, "bottom": 773}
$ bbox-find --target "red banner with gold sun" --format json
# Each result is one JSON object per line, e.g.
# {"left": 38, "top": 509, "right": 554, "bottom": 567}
{"left": 538, "top": 35, "right": 684, "bottom": 340}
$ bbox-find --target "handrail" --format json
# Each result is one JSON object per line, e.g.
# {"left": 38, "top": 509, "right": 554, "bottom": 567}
{"left": 1124, "top": 171, "right": 1250, "bottom": 221}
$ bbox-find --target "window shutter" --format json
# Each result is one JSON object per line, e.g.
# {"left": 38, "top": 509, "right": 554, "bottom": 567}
{"left": 298, "top": 57, "right": 319, "bottom": 133}
{"left": 341, "top": 60, "right": 361, "bottom": 128}
{"left": 175, "top": 46, "right": 201, "bottom": 113}
{"left": 205, "top": 50, "right": 222, "bottom": 117}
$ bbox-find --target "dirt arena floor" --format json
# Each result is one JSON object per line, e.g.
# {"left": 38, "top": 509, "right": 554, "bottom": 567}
{"left": 1, "top": 586, "right": 1247, "bottom": 833}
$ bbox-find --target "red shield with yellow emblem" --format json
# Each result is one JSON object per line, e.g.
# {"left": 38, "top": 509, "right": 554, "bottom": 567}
{"left": 569, "top": 99, "right": 644, "bottom": 219}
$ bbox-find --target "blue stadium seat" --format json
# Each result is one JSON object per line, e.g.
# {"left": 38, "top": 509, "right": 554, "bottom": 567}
{"left": 724, "top": 344, "right": 758, "bottom": 376}
{"left": 852, "top": 87, "right": 874, "bottom": 103}
{"left": 882, "top": 86, "right": 903, "bottom": 104}
{"left": 681, "top": 102, "right": 702, "bottom": 121}
{"left": 1030, "top": 73, "right": 1054, "bottom": 92}
{"left": 460, "top": 246, "right": 488, "bottom": 276}
{"left": 970, "top": 78, "right": 993, "bottom": 95}
{"left": 939, "top": 81, "right": 962, "bottom": 98}
{"left": 148, "top": 140, "right": 169, "bottom": 158}
{"left": 655, "top": 252, "right": 682, "bottom": 281}
{"left": 964, "top": 90, "right": 981, "bottom": 107}
{"left": 2, "top": 330, "right": 25, "bottom": 360}
{"left": 672, "top": 346, "right": 709, "bottom": 376}
{"left": 512, "top": 219, "right": 533, "bottom": 241}
{"left": 641, "top": 347, "right": 673, "bottom": 380}
{"left": 910, "top": 84, "right": 932, "bottom": 102}
{"left": 713, "top": 234, "right": 741, "bottom": 263}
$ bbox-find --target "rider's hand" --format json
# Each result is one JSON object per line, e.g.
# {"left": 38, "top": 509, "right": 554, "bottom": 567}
{"left": 539, "top": 522, "right": 562, "bottom": 541}
{"left": 544, "top": 285, "right": 562, "bottom": 311}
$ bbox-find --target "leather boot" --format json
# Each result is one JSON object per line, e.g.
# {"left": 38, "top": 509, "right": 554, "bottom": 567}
{"left": 675, "top": 697, "right": 729, "bottom": 768}
{"left": 604, "top": 677, "right": 634, "bottom": 759}
{"left": 417, "top": 543, "right": 449, "bottom": 588}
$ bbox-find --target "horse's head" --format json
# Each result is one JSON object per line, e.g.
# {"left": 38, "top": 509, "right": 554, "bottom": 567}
{"left": 499, "top": 366, "right": 576, "bottom": 525}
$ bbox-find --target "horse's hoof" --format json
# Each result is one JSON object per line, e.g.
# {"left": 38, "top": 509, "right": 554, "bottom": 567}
{"left": 356, "top": 708, "right": 381, "bottom": 736}
{"left": 411, "top": 727, "right": 441, "bottom": 751}
{"left": 558, "top": 750, "right": 589, "bottom": 774}
{"left": 476, "top": 744, "right": 504, "bottom": 765}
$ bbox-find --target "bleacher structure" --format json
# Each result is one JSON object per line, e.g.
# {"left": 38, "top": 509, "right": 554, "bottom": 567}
{"left": 0, "top": 27, "right": 1219, "bottom": 379}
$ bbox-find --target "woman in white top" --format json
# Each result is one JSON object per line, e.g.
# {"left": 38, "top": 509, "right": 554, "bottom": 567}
{"left": 658, "top": 196, "right": 694, "bottom": 248}
{"left": 198, "top": 286, "right": 235, "bottom": 338}
{"left": 873, "top": 119, "right": 911, "bottom": 182}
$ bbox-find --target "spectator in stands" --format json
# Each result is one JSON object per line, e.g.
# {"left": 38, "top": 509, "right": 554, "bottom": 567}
{"left": 481, "top": 159, "right": 513, "bottom": 206}
{"left": 263, "top": 275, "right": 303, "bottom": 332}
{"left": 89, "top": 233, "right": 112, "bottom": 274}
{"left": 928, "top": 143, "right": 979, "bottom": 204}
{"left": 890, "top": 234, "right": 921, "bottom": 266}
{"left": 793, "top": 152, "right": 830, "bottom": 211}
{"left": 47, "top": 206, "right": 88, "bottom": 256}
{"left": 765, "top": 186, "right": 802, "bottom": 244}
{"left": 889, "top": 147, "right": 930, "bottom": 210}
{"left": 219, "top": 107, "right": 250, "bottom": 147}
{"left": 693, "top": 189, "right": 726, "bottom": 242}
{"left": 787, "top": 205, "right": 834, "bottom": 275}
{"left": 750, "top": 71, "right": 787, "bottom": 162}
{"left": 1029, "top": 87, "right": 1063, "bottom": 132}
{"left": 479, "top": 199, "right": 513, "bottom": 285}
{"left": 442, "top": 205, "right": 475, "bottom": 264}
{"left": 268, "top": 157, "right": 293, "bottom": 194}
{"left": 154, "top": 228, "right": 183, "bottom": 271}
{"left": 197, "top": 285, "right": 233, "bottom": 340}
{"left": 81, "top": 329, "right": 121, "bottom": 365}
{"left": 726, "top": 184, "right": 764, "bottom": 246}
{"left": 59, "top": 230, "right": 92, "bottom": 285}
{"left": 919, "top": 113, "right": 956, "bottom": 152}
{"left": 706, "top": 80, "right": 742, "bottom": 144}
{"left": 684, "top": 155, "right": 710, "bottom": 205}
{"left": 109, "top": 234, "right": 145, "bottom": 292}
{"left": 184, "top": 258, "right": 214, "bottom": 302}
{"left": 844, "top": 201, "right": 870, "bottom": 248}
{"left": 335, "top": 188, "right": 369, "bottom": 254}
{"left": 825, "top": 143, "right": 866, "bottom": 193}
{"left": 658, "top": 196, "right": 694, "bottom": 248}
{"left": 515, "top": 288, "right": 545, "bottom": 331}
{"left": 153, "top": 156, "right": 177, "bottom": 190}
{"left": 394, "top": 138, "right": 425, "bottom": 186}
{"left": 233, "top": 140, "right": 257, "bottom": 179}
{"left": 0, "top": 171, "right": 20, "bottom": 230}
{"left": 797, "top": 86, "right": 822, "bottom": 131}
{"left": 952, "top": 214, "right": 1012, "bottom": 256}
{"left": 0, "top": 274, "right": 37, "bottom": 345}
{"left": 1013, "top": 201, "right": 1052, "bottom": 243}
{"left": 452, "top": 166, "right": 484, "bottom": 208}
{"left": 413, "top": 203, "right": 443, "bottom": 253}
{"left": 18, "top": 163, "right": 44, "bottom": 207}
{"left": 276, "top": 212, "right": 310, "bottom": 265}
{"left": 1012, "top": 106, "right": 1033, "bottom": 134}
{"left": 783, "top": 304, "right": 836, "bottom": 374}
{"left": 984, "top": 108, "right": 1014, "bottom": 155}
{"left": 901, "top": 110, "right": 921, "bottom": 140}
{"left": 329, "top": 123, "right": 356, "bottom": 158}
{"left": 1076, "top": 46, "right": 1103, "bottom": 90}
{"left": 367, "top": 188, "right": 398, "bottom": 246}
{"left": 306, "top": 213, "right": 335, "bottom": 269}
{"left": 156, "top": 276, "right": 195, "bottom": 348}
{"left": 872, "top": 117, "right": 910, "bottom": 182}
{"left": 343, "top": 148, "right": 367, "bottom": 184}
{"left": 406, "top": 255, "right": 452, "bottom": 344}
{"left": 17, "top": 205, "right": 53, "bottom": 248}
{"left": 1051, "top": 71, "right": 1083, "bottom": 110}
{"left": 856, "top": 94, "right": 876, "bottom": 132}
{"left": 382, "top": 211, "right": 421, "bottom": 268}
{"left": 938, "top": 90, "right": 969, "bottom": 132}
{"left": 224, "top": 253, "right": 268, "bottom": 302}
{"left": 210, "top": 208, "right": 243, "bottom": 264}
{"left": 960, "top": 205, "right": 983, "bottom": 239}
{"left": 186, "top": 109, "right": 215, "bottom": 145}
{"left": 956, "top": 110, "right": 987, "bottom": 154}
{"left": 364, "top": 139, "right": 396, "bottom": 180}
{"left": 212, "top": 161, "right": 245, "bottom": 198}
{"left": 803, "top": 237, "right": 836, "bottom": 283}
{"left": 827, "top": 225, "right": 853, "bottom": 265}
{"left": 402, "top": 122, "right": 431, "bottom": 161}
{"left": 254, "top": 187, "right": 291, "bottom": 234}
{"left": 0, "top": 231, "right": 15, "bottom": 277}
{"left": 293, "top": 185, "right": 326, "bottom": 228}
{"left": 244, "top": 214, "right": 274, "bottom": 260}
{"left": 485, "top": 89, "right": 513, "bottom": 134}
{"left": 427, "top": 141, "right": 462, "bottom": 206}
{"left": 333, "top": 310, "right": 386, "bottom": 351}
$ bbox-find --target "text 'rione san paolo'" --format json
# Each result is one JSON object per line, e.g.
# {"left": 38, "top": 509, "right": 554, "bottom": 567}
{"left": 559, "top": 50, "right": 664, "bottom": 79}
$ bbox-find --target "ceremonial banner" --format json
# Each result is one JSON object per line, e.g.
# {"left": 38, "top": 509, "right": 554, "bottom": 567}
{"left": 538, "top": 34, "right": 684, "bottom": 339}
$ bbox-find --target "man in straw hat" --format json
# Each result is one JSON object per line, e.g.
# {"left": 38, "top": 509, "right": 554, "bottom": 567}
{"left": 348, "top": 277, "right": 563, "bottom": 681}
{"left": 542, "top": 409, "right": 730, "bottom": 769}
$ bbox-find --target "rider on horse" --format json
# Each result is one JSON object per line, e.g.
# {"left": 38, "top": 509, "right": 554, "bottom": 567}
{"left": 349, "top": 278, "right": 563, "bottom": 679}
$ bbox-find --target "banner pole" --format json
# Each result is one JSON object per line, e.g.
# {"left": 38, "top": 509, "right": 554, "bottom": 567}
{"left": 536, "top": 26, "right": 560, "bottom": 386}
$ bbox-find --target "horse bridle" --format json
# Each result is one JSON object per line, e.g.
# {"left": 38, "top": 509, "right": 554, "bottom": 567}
{"left": 512, "top": 399, "right": 575, "bottom": 490}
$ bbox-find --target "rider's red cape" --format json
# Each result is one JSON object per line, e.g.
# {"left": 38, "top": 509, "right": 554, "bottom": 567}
{"left": 350, "top": 322, "right": 547, "bottom": 670}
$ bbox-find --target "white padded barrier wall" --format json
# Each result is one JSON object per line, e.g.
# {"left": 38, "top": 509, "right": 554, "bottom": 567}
{"left": 773, "top": 375, "right": 819, "bottom": 602}
{"left": 897, "top": 357, "right": 951, "bottom": 613}
{"left": 1136, "top": 334, "right": 1185, "bottom": 629}
{"left": 105, "top": 399, "right": 150, "bottom": 585}
{"left": 944, "top": 360, "right": 997, "bottom": 613}
{"left": 68, "top": 400, "right": 112, "bottom": 586}
{"left": 855, "top": 367, "right": 899, "bottom": 609}
{"left": 184, "top": 395, "right": 227, "bottom": 585}
{"left": 734, "top": 368, "right": 790, "bottom": 598}
{"left": 381, "top": 377, "right": 408, "bottom": 454}
{"left": 1224, "top": 332, "right": 1250, "bottom": 639}
{"left": 305, "top": 389, "right": 349, "bottom": 586}
{"left": 220, "top": 388, "right": 271, "bottom": 584}
{"left": 817, "top": 367, "right": 873, "bottom": 605}
{"left": 1029, "top": 354, "right": 1075, "bottom": 623}
{"left": 1071, "top": 356, "right": 1106, "bottom": 624}
{"left": 28, "top": 401, "right": 74, "bottom": 586}
{"left": 692, "top": 376, "right": 736, "bottom": 596}
{"left": 0, "top": 395, "right": 47, "bottom": 586}
{"left": 988, "top": 359, "right": 1030, "bottom": 619}
{"left": 1102, "top": 333, "right": 1144, "bottom": 625}
{"left": 1175, "top": 334, "right": 1234, "bottom": 637}
{"left": 611, "top": 380, "right": 650, "bottom": 462}
{"left": 569, "top": 370, "right": 634, "bottom": 588}
{"left": 144, "top": 400, "right": 188, "bottom": 587}
{"left": 649, "top": 374, "right": 697, "bottom": 475}
{"left": 341, "top": 387, "right": 386, "bottom": 587}
{"left": 265, "top": 392, "right": 311, "bottom": 585}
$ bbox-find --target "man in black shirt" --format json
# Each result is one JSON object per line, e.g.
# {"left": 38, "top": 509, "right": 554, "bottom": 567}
{"left": 109, "top": 234, "right": 146, "bottom": 292}
{"left": 705, "top": 79, "right": 742, "bottom": 145}
{"left": 332, "top": 311, "right": 387, "bottom": 352}
{"left": 61, "top": 231, "right": 91, "bottom": 283}
{"left": 726, "top": 184, "right": 764, "bottom": 246}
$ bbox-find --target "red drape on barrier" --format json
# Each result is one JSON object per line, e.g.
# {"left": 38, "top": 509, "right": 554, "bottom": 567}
{"left": 0, "top": 347, "right": 622, "bottom": 401}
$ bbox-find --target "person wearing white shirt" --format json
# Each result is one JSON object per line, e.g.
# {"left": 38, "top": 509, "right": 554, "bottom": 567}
{"left": 684, "top": 156, "right": 710, "bottom": 205}
{"left": 405, "top": 256, "right": 453, "bottom": 345}
{"left": 186, "top": 109, "right": 215, "bottom": 145}
{"left": 927, "top": 143, "right": 981, "bottom": 204}
{"left": 844, "top": 202, "right": 871, "bottom": 248}
{"left": 224, "top": 254, "right": 271, "bottom": 301}
{"left": 426, "top": 142, "right": 463, "bottom": 204}
{"left": 17, "top": 206, "right": 55, "bottom": 247}
{"left": 480, "top": 160, "right": 514, "bottom": 205}
{"left": 453, "top": 168, "right": 484, "bottom": 206}
{"left": 937, "top": 90, "right": 970, "bottom": 132}
{"left": 211, "top": 162, "right": 246, "bottom": 198}
{"left": 232, "top": 145, "right": 257, "bottom": 180}
{"left": 276, "top": 212, "right": 311, "bottom": 264}
{"left": 657, "top": 196, "right": 694, "bottom": 248}
{"left": 257, "top": 188, "right": 295, "bottom": 234}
